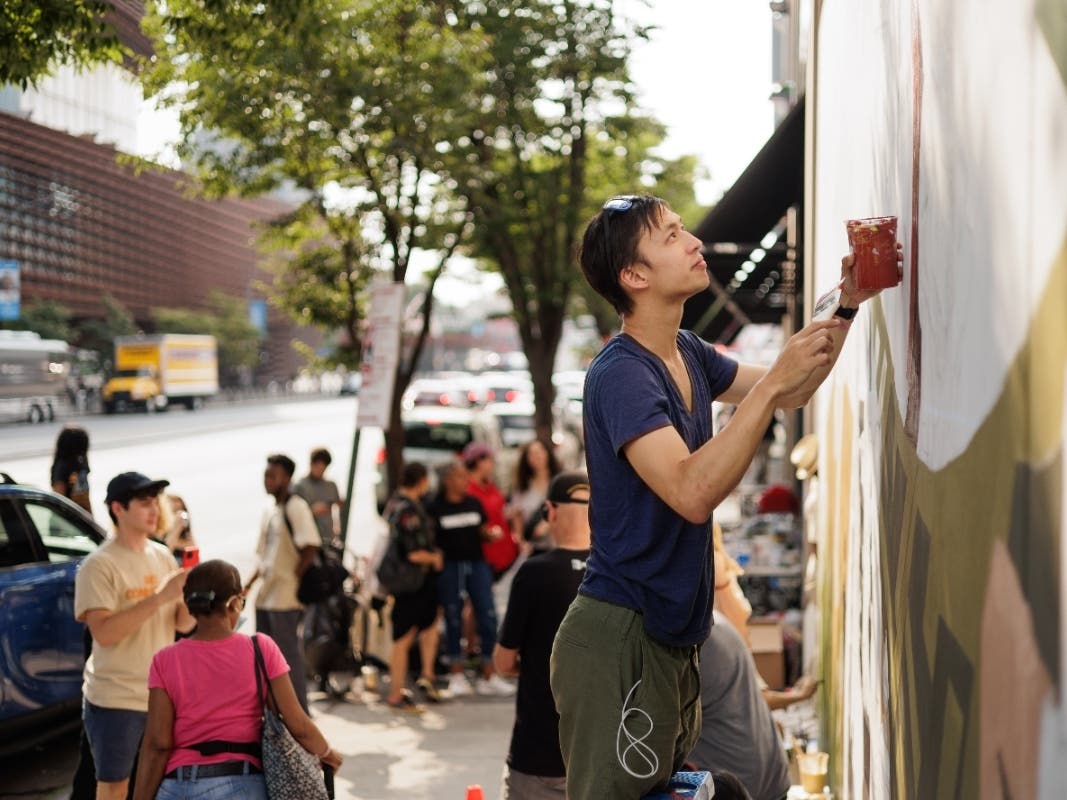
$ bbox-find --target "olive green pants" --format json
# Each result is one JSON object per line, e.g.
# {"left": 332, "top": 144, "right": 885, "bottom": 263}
{"left": 549, "top": 594, "right": 701, "bottom": 800}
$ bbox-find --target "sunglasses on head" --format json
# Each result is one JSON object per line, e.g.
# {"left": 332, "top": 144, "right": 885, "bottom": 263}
{"left": 603, "top": 195, "right": 641, "bottom": 212}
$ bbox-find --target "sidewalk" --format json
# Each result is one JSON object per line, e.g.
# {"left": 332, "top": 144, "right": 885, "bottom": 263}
{"left": 309, "top": 683, "right": 513, "bottom": 800}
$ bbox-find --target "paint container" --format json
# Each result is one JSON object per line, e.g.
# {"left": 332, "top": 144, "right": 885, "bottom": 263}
{"left": 846, "top": 216, "right": 900, "bottom": 291}
{"left": 797, "top": 751, "right": 830, "bottom": 794}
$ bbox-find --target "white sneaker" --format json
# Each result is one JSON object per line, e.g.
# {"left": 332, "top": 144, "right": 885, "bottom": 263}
{"left": 475, "top": 674, "right": 516, "bottom": 697}
{"left": 447, "top": 672, "right": 473, "bottom": 697}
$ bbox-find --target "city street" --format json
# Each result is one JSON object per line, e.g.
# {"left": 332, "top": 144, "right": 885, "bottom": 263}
{"left": 1, "top": 397, "right": 388, "bottom": 573}
{"left": 0, "top": 398, "right": 514, "bottom": 799}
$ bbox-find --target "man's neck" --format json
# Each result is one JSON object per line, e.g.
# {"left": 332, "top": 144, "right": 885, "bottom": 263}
{"left": 112, "top": 526, "right": 149, "bottom": 552}
{"left": 273, "top": 488, "right": 290, "bottom": 505}
{"left": 553, "top": 529, "right": 591, "bottom": 551}
{"left": 620, "top": 302, "right": 684, "bottom": 362}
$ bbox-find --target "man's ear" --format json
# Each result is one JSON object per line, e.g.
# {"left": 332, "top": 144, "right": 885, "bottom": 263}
{"left": 619, "top": 264, "right": 648, "bottom": 291}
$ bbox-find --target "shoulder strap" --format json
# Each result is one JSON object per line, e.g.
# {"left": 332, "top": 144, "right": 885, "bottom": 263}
{"left": 278, "top": 496, "right": 295, "bottom": 541}
{"left": 251, "top": 634, "right": 280, "bottom": 716}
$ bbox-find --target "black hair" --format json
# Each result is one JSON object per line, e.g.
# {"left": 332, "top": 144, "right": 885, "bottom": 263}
{"left": 310, "top": 447, "right": 332, "bottom": 467}
{"left": 437, "top": 460, "right": 466, "bottom": 484}
{"left": 54, "top": 425, "right": 90, "bottom": 461}
{"left": 400, "top": 461, "right": 429, "bottom": 488}
{"left": 576, "top": 194, "right": 669, "bottom": 316}
{"left": 711, "top": 770, "right": 754, "bottom": 800}
{"left": 183, "top": 559, "right": 242, "bottom": 618}
{"left": 266, "top": 453, "right": 296, "bottom": 478}
{"left": 513, "top": 439, "right": 561, "bottom": 493}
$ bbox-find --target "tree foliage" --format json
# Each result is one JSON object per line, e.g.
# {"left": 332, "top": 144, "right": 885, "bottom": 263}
{"left": 450, "top": 0, "right": 701, "bottom": 440}
{"left": 141, "top": 0, "right": 488, "bottom": 493}
{"left": 0, "top": 0, "right": 125, "bottom": 89}
{"left": 78, "top": 294, "right": 138, "bottom": 366}
{"left": 2, "top": 299, "right": 72, "bottom": 341}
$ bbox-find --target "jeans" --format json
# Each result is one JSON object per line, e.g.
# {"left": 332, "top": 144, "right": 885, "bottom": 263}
{"left": 255, "top": 608, "right": 308, "bottom": 712}
{"left": 438, "top": 560, "right": 498, "bottom": 661}
{"left": 156, "top": 773, "right": 268, "bottom": 799}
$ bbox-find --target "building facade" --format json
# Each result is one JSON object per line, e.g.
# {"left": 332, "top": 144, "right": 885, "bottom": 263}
{"left": 0, "top": 110, "right": 312, "bottom": 382}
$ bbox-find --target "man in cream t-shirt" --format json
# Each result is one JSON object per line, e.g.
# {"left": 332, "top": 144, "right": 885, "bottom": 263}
{"left": 74, "top": 471, "right": 195, "bottom": 800}
{"left": 245, "top": 453, "right": 320, "bottom": 712}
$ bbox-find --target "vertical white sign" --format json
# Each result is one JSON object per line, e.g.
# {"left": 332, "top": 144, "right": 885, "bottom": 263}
{"left": 357, "top": 282, "right": 405, "bottom": 428}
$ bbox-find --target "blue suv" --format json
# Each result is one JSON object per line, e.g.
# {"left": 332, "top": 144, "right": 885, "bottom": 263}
{"left": 0, "top": 474, "right": 105, "bottom": 754}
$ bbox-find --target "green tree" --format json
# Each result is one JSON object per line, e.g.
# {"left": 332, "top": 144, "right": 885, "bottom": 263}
{"left": 78, "top": 294, "right": 137, "bottom": 366}
{"left": 3, "top": 299, "right": 72, "bottom": 341}
{"left": 0, "top": 0, "right": 125, "bottom": 89}
{"left": 141, "top": 0, "right": 487, "bottom": 493}
{"left": 452, "top": 0, "right": 701, "bottom": 442}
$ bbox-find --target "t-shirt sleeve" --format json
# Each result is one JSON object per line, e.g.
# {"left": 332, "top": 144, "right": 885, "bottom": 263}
{"left": 74, "top": 554, "right": 116, "bottom": 620}
{"left": 497, "top": 563, "right": 532, "bottom": 649}
{"left": 692, "top": 332, "right": 739, "bottom": 398}
{"left": 257, "top": 633, "right": 290, "bottom": 680}
{"left": 148, "top": 650, "right": 167, "bottom": 690}
{"left": 589, "top": 356, "right": 673, "bottom": 456}
{"left": 287, "top": 497, "right": 320, "bottom": 549}
{"left": 394, "top": 505, "right": 426, "bottom": 555}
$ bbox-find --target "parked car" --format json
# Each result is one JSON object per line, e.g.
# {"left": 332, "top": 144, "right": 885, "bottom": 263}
{"left": 375, "top": 405, "right": 503, "bottom": 509}
{"left": 0, "top": 474, "right": 106, "bottom": 754}
{"left": 468, "top": 371, "right": 533, "bottom": 406}
{"left": 340, "top": 371, "right": 363, "bottom": 396}
{"left": 400, "top": 377, "right": 473, "bottom": 411}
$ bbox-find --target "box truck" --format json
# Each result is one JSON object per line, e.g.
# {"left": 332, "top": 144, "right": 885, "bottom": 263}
{"left": 102, "top": 335, "right": 218, "bottom": 413}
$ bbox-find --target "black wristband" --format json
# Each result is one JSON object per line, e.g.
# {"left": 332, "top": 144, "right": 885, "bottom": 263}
{"left": 833, "top": 305, "right": 858, "bottom": 320}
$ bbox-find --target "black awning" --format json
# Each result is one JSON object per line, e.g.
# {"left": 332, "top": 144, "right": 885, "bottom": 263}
{"left": 682, "top": 96, "right": 805, "bottom": 342}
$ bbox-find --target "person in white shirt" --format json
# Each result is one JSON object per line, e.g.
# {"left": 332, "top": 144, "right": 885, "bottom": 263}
{"left": 245, "top": 453, "right": 320, "bottom": 712}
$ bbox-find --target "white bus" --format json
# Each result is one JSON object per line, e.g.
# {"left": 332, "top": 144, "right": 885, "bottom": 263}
{"left": 0, "top": 330, "right": 70, "bottom": 423}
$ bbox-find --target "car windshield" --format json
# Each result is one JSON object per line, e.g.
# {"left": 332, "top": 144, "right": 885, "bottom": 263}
{"left": 404, "top": 422, "right": 473, "bottom": 450}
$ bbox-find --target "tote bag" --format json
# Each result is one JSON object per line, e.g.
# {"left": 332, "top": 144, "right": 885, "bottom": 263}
{"left": 252, "top": 636, "right": 329, "bottom": 800}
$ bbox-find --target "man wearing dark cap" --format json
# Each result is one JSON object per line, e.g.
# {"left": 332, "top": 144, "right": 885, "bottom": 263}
{"left": 74, "top": 472, "right": 195, "bottom": 800}
{"left": 493, "top": 471, "right": 591, "bottom": 799}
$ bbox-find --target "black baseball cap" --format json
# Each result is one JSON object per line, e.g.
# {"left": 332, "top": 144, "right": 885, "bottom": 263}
{"left": 105, "top": 472, "right": 170, "bottom": 505}
{"left": 546, "top": 471, "right": 590, "bottom": 504}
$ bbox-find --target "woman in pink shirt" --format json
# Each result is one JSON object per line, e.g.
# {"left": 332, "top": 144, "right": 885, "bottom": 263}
{"left": 133, "top": 560, "right": 342, "bottom": 799}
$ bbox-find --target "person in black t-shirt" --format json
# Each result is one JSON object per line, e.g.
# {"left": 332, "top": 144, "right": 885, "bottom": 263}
{"left": 493, "top": 471, "right": 591, "bottom": 798}
{"left": 426, "top": 461, "right": 515, "bottom": 698}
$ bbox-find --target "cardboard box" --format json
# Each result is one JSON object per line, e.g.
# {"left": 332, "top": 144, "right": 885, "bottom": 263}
{"left": 749, "top": 619, "right": 785, "bottom": 689}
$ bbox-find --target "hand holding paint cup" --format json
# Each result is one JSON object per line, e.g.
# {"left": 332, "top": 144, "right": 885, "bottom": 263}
{"left": 846, "top": 216, "right": 900, "bottom": 291}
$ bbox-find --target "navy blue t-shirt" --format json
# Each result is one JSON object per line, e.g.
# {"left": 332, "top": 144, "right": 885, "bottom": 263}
{"left": 579, "top": 330, "right": 738, "bottom": 647}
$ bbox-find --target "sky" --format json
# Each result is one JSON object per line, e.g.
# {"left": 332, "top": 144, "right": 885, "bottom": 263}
{"left": 621, "top": 1, "right": 774, "bottom": 205}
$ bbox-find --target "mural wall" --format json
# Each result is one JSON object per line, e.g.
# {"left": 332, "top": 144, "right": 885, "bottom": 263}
{"left": 809, "top": 1, "right": 1067, "bottom": 797}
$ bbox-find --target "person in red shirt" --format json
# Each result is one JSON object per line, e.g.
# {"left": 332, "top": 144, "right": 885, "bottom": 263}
{"left": 462, "top": 443, "right": 518, "bottom": 580}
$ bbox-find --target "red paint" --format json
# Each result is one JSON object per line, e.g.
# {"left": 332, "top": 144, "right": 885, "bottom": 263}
{"left": 847, "top": 216, "right": 901, "bottom": 291}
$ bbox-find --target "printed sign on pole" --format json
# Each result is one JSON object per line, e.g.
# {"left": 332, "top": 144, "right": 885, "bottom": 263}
{"left": 357, "top": 282, "right": 405, "bottom": 429}
{"left": 0, "top": 260, "right": 20, "bottom": 321}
